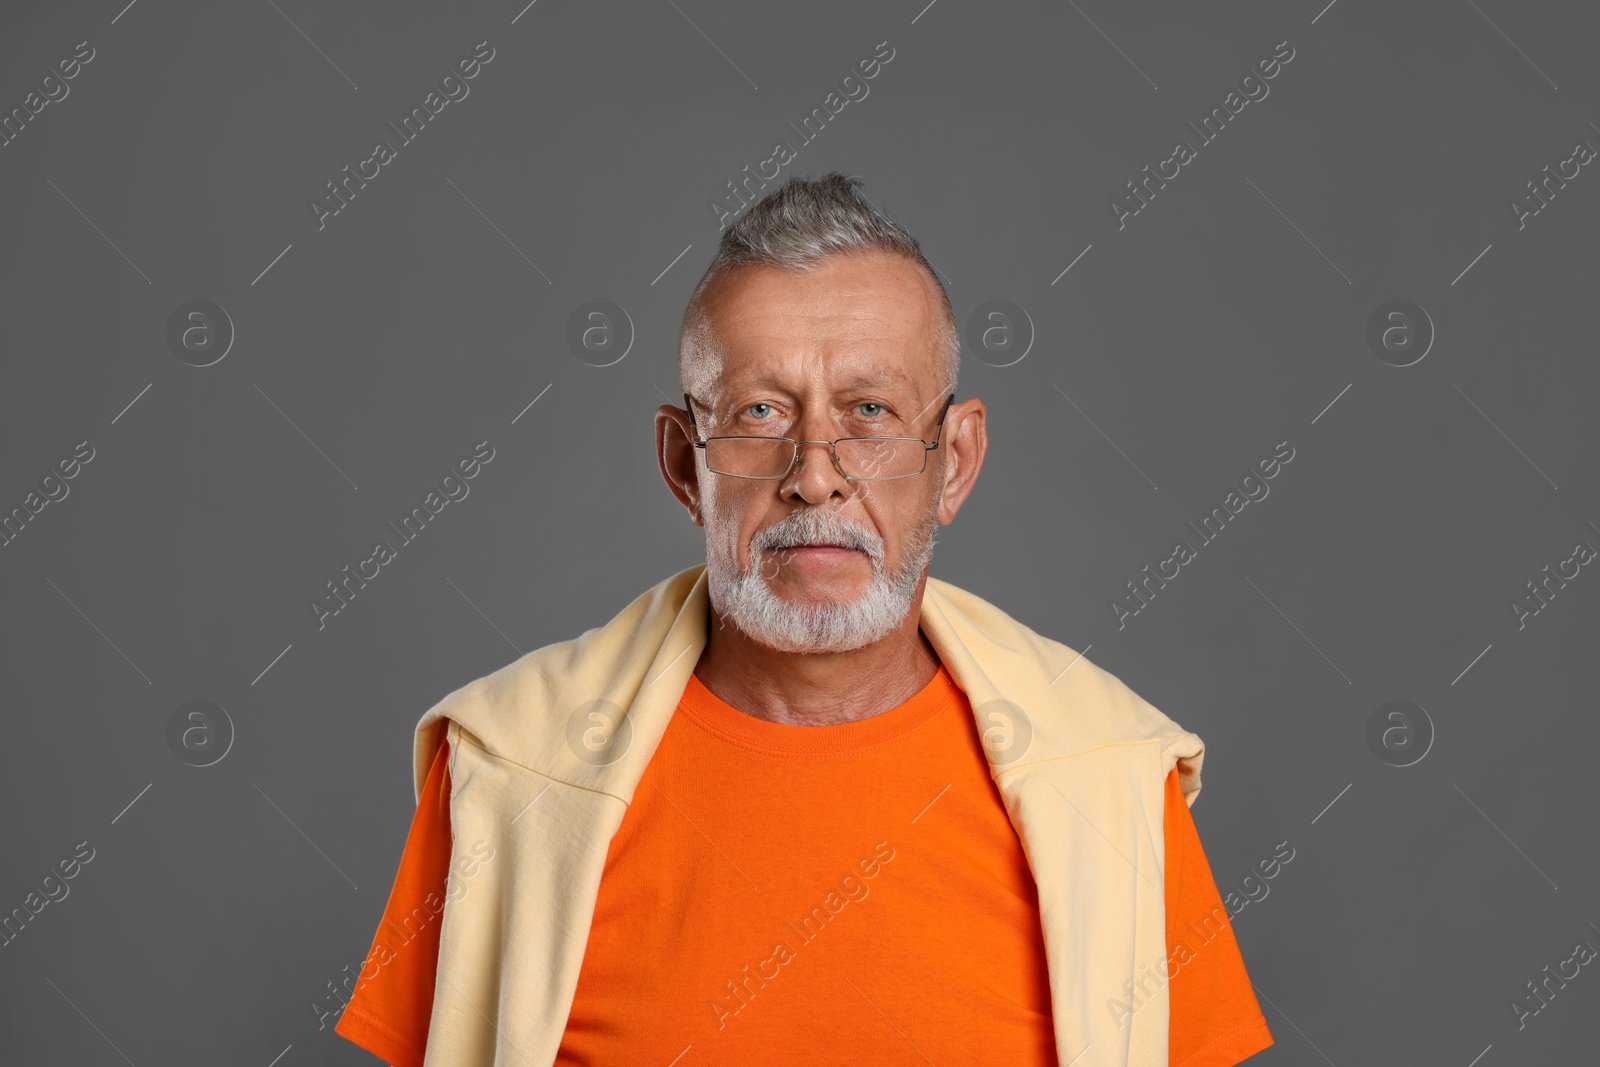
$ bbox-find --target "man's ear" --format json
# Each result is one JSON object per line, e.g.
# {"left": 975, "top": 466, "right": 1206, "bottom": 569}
{"left": 655, "top": 404, "right": 704, "bottom": 525}
{"left": 936, "top": 398, "right": 988, "bottom": 525}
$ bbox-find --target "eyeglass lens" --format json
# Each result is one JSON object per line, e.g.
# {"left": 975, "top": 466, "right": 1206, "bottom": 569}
{"left": 704, "top": 436, "right": 925, "bottom": 480}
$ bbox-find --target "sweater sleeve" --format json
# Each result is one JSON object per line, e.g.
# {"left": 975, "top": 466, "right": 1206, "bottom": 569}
{"left": 1164, "top": 767, "right": 1275, "bottom": 1067}
{"left": 335, "top": 731, "right": 454, "bottom": 1067}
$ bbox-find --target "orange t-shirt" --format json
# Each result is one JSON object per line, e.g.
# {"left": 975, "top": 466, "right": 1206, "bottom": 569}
{"left": 337, "top": 664, "right": 1273, "bottom": 1066}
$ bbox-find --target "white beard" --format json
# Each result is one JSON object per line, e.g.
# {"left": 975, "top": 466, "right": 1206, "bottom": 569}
{"left": 709, "top": 493, "right": 941, "bottom": 655}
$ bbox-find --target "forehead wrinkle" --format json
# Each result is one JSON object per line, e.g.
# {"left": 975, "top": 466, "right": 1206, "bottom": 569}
{"left": 716, "top": 365, "right": 919, "bottom": 402}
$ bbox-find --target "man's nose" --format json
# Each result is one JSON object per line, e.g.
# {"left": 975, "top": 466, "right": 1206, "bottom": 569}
{"left": 782, "top": 433, "right": 853, "bottom": 502}
{"left": 791, "top": 438, "right": 838, "bottom": 469}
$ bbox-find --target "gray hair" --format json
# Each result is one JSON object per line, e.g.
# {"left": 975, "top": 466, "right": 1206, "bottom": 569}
{"left": 679, "top": 171, "right": 958, "bottom": 406}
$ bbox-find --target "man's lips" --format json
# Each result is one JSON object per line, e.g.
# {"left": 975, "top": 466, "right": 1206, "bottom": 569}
{"left": 770, "top": 544, "right": 867, "bottom": 566}
{"left": 775, "top": 544, "right": 860, "bottom": 553}
{"left": 759, "top": 543, "right": 869, "bottom": 577}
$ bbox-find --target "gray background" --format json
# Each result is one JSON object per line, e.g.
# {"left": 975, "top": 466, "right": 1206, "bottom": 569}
{"left": 2, "top": 0, "right": 1597, "bottom": 1064}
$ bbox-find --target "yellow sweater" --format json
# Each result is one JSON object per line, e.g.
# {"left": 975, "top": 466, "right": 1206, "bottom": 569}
{"left": 412, "top": 563, "right": 1205, "bottom": 1066}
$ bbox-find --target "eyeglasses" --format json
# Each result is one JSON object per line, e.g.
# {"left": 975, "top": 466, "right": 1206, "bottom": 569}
{"left": 684, "top": 392, "right": 955, "bottom": 481}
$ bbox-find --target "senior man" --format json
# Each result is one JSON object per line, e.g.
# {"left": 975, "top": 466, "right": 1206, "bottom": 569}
{"left": 335, "top": 172, "right": 1274, "bottom": 1067}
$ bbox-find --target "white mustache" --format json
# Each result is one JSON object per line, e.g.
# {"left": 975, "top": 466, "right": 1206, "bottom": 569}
{"left": 753, "top": 514, "right": 881, "bottom": 560}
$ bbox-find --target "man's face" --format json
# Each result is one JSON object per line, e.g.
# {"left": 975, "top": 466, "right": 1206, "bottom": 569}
{"left": 683, "top": 250, "right": 953, "bottom": 654}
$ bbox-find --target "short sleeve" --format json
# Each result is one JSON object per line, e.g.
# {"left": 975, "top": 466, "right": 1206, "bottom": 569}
{"left": 1164, "top": 767, "right": 1275, "bottom": 1067}
{"left": 334, "top": 732, "right": 454, "bottom": 1067}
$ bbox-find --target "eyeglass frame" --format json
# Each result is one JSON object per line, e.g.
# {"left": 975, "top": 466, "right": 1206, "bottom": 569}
{"left": 683, "top": 390, "right": 957, "bottom": 481}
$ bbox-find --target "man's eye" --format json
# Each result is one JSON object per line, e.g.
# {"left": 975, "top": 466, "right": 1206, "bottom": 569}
{"left": 745, "top": 403, "right": 773, "bottom": 419}
{"left": 857, "top": 403, "right": 885, "bottom": 417}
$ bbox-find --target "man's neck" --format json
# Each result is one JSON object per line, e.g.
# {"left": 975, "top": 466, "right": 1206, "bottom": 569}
{"left": 692, "top": 588, "right": 943, "bottom": 727}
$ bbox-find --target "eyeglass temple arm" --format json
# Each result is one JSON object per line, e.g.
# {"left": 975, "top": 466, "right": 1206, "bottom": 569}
{"left": 929, "top": 392, "right": 955, "bottom": 448}
{"left": 683, "top": 394, "right": 702, "bottom": 445}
